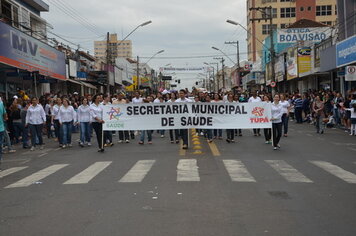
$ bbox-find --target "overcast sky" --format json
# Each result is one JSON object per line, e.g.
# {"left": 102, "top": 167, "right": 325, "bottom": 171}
{"left": 43, "top": 0, "right": 247, "bottom": 89}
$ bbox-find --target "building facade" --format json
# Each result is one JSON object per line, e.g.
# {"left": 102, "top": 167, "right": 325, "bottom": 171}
{"left": 247, "top": 0, "right": 337, "bottom": 62}
{"left": 94, "top": 34, "right": 133, "bottom": 62}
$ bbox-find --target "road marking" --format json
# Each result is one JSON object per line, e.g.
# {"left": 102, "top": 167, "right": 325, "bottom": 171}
{"left": 5, "top": 164, "right": 68, "bottom": 188}
{"left": 208, "top": 141, "right": 221, "bottom": 156}
{"left": 38, "top": 153, "right": 48, "bottom": 157}
{"left": 310, "top": 161, "right": 356, "bottom": 184}
{"left": 266, "top": 160, "right": 313, "bottom": 183}
{"left": 119, "top": 160, "right": 156, "bottom": 183}
{"left": 55, "top": 148, "right": 62, "bottom": 151}
{"left": 223, "top": 160, "right": 256, "bottom": 182}
{"left": 64, "top": 162, "right": 112, "bottom": 184}
{"left": 0, "top": 167, "right": 28, "bottom": 178}
{"left": 177, "top": 159, "right": 200, "bottom": 182}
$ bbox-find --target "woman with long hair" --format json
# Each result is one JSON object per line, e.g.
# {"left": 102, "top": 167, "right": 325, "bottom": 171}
{"left": 25, "top": 97, "right": 46, "bottom": 151}
{"left": 211, "top": 93, "right": 223, "bottom": 139}
{"left": 78, "top": 97, "right": 91, "bottom": 147}
{"left": 167, "top": 92, "right": 180, "bottom": 144}
{"left": 225, "top": 94, "right": 235, "bottom": 143}
{"left": 58, "top": 98, "right": 77, "bottom": 148}
{"left": 313, "top": 95, "right": 325, "bottom": 134}
{"left": 271, "top": 94, "right": 284, "bottom": 150}
{"left": 280, "top": 94, "right": 290, "bottom": 137}
{"left": 263, "top": 95, "right": 272, "bottom": 144}
{"left": 52, "top": 97, "right": 63, "bottom": 147}
{"left": 90, "top": 94, "right": 105, "bottom": 152}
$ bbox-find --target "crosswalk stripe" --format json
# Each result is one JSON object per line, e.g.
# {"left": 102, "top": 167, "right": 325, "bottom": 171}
{"left": 223, "top": 160, "right": 256, "bottom": 182}
{"left": 63, "top": 162, "right": 112, "bottom": 184}
{"left": 5, "top": 164, "right": 68, "bottom": 188}
{"left": 311, "top": 161, "right": 356, "bottom": 184}
{"left": 266, "top": 160, "right": 313, "bottom": 183}
{"left": 119, "top": 160, "right": 156, "bottom": 183}
{"left": 177, "top": 159, "right": 200, "bottom": 182}
{"left": 0, "top": 167, "right": 28, "bottom": 178}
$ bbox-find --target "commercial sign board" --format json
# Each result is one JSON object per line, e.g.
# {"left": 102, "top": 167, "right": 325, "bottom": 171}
{"left": 159, "top": 67, "right": 204, "bottom": 73}
{"left": 0, "top": 21, "right": 66, "bottom": 80}
{"left": 274, "top": 55, "right": 285, "bottom": 82}
{"left": 336, "top": 35, "right": 356, "bottom": 67}
{"left": 286, "top": 47, "right": 298, "bottom": 80}
{"left": 277, "top": 27, "right": 331, "bottom": 44}
{"left": 298, "top": 47, "right": 313, "bottom": 76}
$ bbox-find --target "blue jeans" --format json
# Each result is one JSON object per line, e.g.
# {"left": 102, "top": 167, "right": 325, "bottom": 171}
{"left": 333, "top": 108, "right": 340, "bottom": 125}
{"left": 0, "top": 131, "right": 4, "bottom": 161}
{"left": 140, "top": 130, "right": 152, "bottom": 142}
{"left": 281, "top": 114, "right": 289, "bottom": 135}
{"left": 13, "top": 122, "right": 23, "bottom": 143}
{"left": 22, "top": 126, "right": 29, "bottom": 148}
{"left": 80, "top": 122, "right": 91, "bottom": 143}
{"left": 29, "top": 124, "right": 43, "bottom": 147}
{"left": 61, "top": 121, "right": 73, "bottom": 145}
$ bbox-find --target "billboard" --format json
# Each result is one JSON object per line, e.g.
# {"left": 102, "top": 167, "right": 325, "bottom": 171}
{"left": 286, "top": 47, "right": 298, "bottom": 80}
{"left": 0, "top": 21, "right": 66, "bottom": 80}
{"left": 297, "top": 47, "right": 312, "bottom": 76}
{"left": 336, "top": 35, "right": 356, "bottom": 67}
{"left": 277, "top": 27, "right": 331, "bottom": 44}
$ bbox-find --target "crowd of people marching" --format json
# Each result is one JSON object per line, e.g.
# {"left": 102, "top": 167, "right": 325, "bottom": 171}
{"left": 0, "top": 87, "right": 355, "bottom": 168}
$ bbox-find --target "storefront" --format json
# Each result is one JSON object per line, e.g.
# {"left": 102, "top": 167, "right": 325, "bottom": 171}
{"left": 0, "top": 20, "right": 65, "bottom": 99}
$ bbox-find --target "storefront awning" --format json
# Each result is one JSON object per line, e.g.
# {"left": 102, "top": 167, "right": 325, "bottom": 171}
{"left": 67, "top": 79, "right": 82, "bottom": 85}
{"left": 81, "top": 81, "right": 97, "bottom": 90}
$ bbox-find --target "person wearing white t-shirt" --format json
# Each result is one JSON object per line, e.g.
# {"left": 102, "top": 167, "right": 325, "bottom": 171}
{"left": 248, "top": 92, "right": 262, "bottom": 136}
{"left": 101, "top": 94, "right": 113, "bottom": 147}
{"left": 132, "top": 91, "right": 144, "bottom": 103}
{"left": 176, "top": 90, "right": 193, "bottom": 149}
{"left": 280, "top": 94, "right": 291, "bottom": 137}
{"left": 211, "top": 93, "right": 223, "bottom": 139}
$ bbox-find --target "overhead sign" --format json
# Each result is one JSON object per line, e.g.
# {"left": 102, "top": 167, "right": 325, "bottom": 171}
{"left": 286, "top": 47, "right": 298, "bottom": 80}
{"left": 345, "top": 66, "right": 356, "bottom": 81}
{"left": 0, "top": 21, "right": 66, "bottom": 80}
{"left": 277, "top": 27, "right": 331, "bottom": 44}
{"left": 298, "top": 47, "right": 312, "bottom": 75}
{"left": 102, "top": 102, "right": 272, "bottom": 130}
{"left": 159, "top": 67, "right": 205, "bottom": 73}
{"left": 336, "top": 35, "right": 356, "bottom": 67}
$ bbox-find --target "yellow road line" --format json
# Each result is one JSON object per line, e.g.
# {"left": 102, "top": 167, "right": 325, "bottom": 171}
{"left": 208, "top": 141, "right": 221, "bottom": 156}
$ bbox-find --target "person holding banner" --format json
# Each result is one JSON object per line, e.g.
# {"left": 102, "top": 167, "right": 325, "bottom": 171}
{"left": 114, "top": 93, "right": 130, "bottom": 143}
{"left": 139, "top": 96, "right": 153, "bottom": 145}
{"left": 225, "top": 94, "right": 235, "bottom": 143}
{"left": 90, "top": 95, "right": 105, "bottom": 152}
{"left": 176, "top": 89, "right": 193, "bottom": 149}
{"left": 204, "top": 95, "right": 214, "bottom": 143}
{"left": 263, "top": 95, "right": 272, "bottom": 144}
{"left": 249, "top": 92, "right": 262, "bottom": 136}
{"left": 101, "top": 94, "right": 114, "bottom": 147}
{"left": 211, "top": 93, "right": 223, "bottom": 139}
{"left": 271, "top": 94, "right": 284, "bottom": 150}
{"left": 167, "top": 92, "right": 180, "bottom": 144}
{"left": 280, "top": 94, "right": 291, "bottom": 137}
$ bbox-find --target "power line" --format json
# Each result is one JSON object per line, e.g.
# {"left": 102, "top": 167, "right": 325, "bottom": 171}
{"left": 47, "top": 0, "right": 102, "bottom": 36}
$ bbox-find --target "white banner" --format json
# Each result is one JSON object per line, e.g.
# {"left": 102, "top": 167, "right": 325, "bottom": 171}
{"left": 103, "top": 102, "right": 272, "bottom": 131}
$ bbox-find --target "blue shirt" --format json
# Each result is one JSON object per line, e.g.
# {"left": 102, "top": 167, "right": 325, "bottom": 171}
{"left": 0, "top": 102, "right": 6, "bottom": 132}
{"left": 294, "top": 98, "right": 303, "bottom": 108}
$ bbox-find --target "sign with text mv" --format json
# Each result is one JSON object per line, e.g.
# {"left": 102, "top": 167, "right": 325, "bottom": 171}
{"left": 103, "top": 102, "right": 272, "bottom": 131}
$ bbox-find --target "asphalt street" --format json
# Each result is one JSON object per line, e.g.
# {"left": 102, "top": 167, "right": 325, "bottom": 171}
{"left": 0, "top": 123, "right": 356, "bottom": 236}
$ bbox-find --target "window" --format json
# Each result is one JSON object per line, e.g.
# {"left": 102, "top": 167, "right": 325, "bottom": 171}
{"left": 308, "top": 6, "right": 312, "bottom": 11}
{"left": 280, "top": 23, "right": 289, "bottom": 29}
{"left": 300, "top": 7, "right": 304, "bottom": 12}
{"left": 12, "top": 5, "right": 19, "bottom": 28}
{"left": 262, "top": 0, "right": 277, "bottom": 3}
{"left": 316, "top": 5, "right": 332, "bottom": 16}
{"left": 262, "top": 8, "right": 277, "bottom": 18}
{"left": 281, "top": 8, "right": 296, "bottom": 18}
{"left": 262, "top": 24, "right": 277, "bottom": 35}
{"left": 280, "top": 0, "right": 293, "bottom": 2}
{"left": 321, "top": 21, "right": 332, "bottom": 26}
{"left": 335, "top": 5, "right": 337, "bottom": 15}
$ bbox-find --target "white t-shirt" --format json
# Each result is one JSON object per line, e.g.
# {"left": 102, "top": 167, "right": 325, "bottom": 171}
{"left": 248, "top": 96, "right": 262, "bottom": 103}
{"left": 132, "top": 97, "right": 143, "bottom": 103}
{"left": 153, "top": 98, "right": 161, "bottom": 103}
{"left": 280, "top": 100, "right": 290, "bottom": 114}
{"left": 176, "top": 98, "right": 193, "bottom": 103}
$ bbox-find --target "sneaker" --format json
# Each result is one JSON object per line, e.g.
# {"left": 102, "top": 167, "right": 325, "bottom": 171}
{"left": 226, "top": 139, "right": 231, "bottom": 143}
{"left": 170, "top": 140, "right": 174, "bottom": 144}
{"left": 87, "top": 142, "right": 92, "bottom": 146}
{"left": 97, "top": 148, "right": 104, "bottom": 152}
{"left": 200, "top": 132, "right": 204, "bottom": 136}
{"left": 182, "top": 144, "right": 188, "bottom": 149}
{"left": 161, "top": 135, "right": 164, "bottom": 138}
{"left": 231, "top": 140, "right": 235, "bottom": 143}
{"left": 284, "top": 134, "right": 288, "bottom": 137}
{"left": 30, "top": 146, "right": 35, "bottom": 151}
{"left": 118, "top": 140, "right": 123, "bottom": 143}
{"left": 108, "top": 143, "right": 114, "bottom": 147}
{"left": 79, "top": 142, "right": 84, "bottom": 147}
{"left": 125, "top": 139, "right": 130, "bottom": 143}
{"left": 208, "top": 139, "right": 213, "bottom": 143}
{"left": 62, "top": 145, "right": 66, "bottom": 149}
{"left": 139, "top": 141, "right": 144, "bottom": 145}
{"left": 273, "top": 147, "right": 277, "bottom": 150}
{"left": 148, "top": 141, "right": 153, "bottom": 144}
{"left": 8, "top": 149, "right": 16, "bottom": 153}
{"left": 265, "top": 141, "right": 269, "bottom": 144}
{"left": 277, "top": 144, "right": 281, "bottom": 149}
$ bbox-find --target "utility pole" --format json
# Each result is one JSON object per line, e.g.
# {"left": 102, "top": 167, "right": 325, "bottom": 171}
{"left": 106, "top": 32, "right": 110, "bottom": 94}
{"left": 136, "top": 56, "right": 140, "bottom": 90}
{"left": 249, "top": 6, "right": 276, "bottom": 94}
{"left": 212, "top": 60, "right": 221, "bottom": 92}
